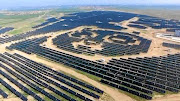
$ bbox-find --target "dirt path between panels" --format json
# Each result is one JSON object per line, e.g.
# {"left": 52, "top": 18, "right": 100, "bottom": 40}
{"left": 151, "top": 93, "right": 180, "bottom": 101}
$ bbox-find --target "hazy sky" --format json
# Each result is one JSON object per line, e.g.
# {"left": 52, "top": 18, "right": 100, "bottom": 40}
{"left": 0, "top": 0, "right": 180, "bottom": 9}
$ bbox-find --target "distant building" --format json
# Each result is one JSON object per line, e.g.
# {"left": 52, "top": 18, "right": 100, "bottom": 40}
{"left": 175, "top": 30, "right": 180, "bottom": 37}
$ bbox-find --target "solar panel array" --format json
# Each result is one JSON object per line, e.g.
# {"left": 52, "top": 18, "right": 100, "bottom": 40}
{"left": 2, "top": 11, "right": 180, "bottom": 100}
{"left": 130, "top": 16, "right": 180, "bottom": 30}
{"left": 52, "top": 33, "right": 87, "bottom": 54}
{"left": 7, "top": 37, "right": 180, "bottom": 100}
{"left": 32, "top": 17, "right": 58, "bottom": 28}
{"left": 7, "top": 36, "right": 48, "bottom": 54}
{"left": 97, "top": 38, "right": 151, "bottom": 56}
{"left": 105, "top": 53, "right": 180, "bottom": 99}
{"left": 166, "top": 28, "right": 180, "bottom": 32}
{"left": 0, "top": 27, "right": 14, "bottom": 34}
{"left": 0, "top": 52, "right": 103, "bottom": 101}
{"left": 52, "top": 29, "right": 151, "bottom": 56}
{"left": 162, "top": 42, "right": 180, "bottom": 49}
{"left": 72, "top": 28, "right": 92, "bottom": 38}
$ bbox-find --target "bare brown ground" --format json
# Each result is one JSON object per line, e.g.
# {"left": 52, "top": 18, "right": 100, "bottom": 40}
{"left": 151, "top": 93, "right": 180, "bottom": 101}
{"left": 2, "top": 98, "right": 21, "bottom": 101}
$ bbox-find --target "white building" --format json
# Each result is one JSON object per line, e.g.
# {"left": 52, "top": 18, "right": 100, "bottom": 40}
{"left": 175, "top": 30, "right": 180, "bottom": 37}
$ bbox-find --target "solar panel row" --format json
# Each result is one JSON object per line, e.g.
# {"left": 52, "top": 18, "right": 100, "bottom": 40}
{"left": 132, "top": 31, "right": 140, "bottom": 35}
{"left": 163, "top": 42, "right": 180, "bottom": 49}
{"left": 0, "top": 88, "right": 8, "bottom": 98}
{"left": 0, "top": 27, "right": 14, "bottom": 34}
{"left": 32, "top": 17, "right": 59, "bottom": 28}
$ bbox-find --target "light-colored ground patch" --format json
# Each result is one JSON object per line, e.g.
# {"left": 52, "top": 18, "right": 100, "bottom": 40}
{"left": 152, "top": 93, "right": 180, "bottom": 101}
{"left": 1, "top": 98, "right": 21, "bottom": 101}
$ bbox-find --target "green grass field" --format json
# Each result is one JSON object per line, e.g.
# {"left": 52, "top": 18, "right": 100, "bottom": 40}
{"left": 0, "top": 12, "right": 46, "bottom": 35}
{"left": 0, "top": 13, "right": 44, "bottom": 25}
{"left": 8, "top": 18, "right": 45, "bottom": 35}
